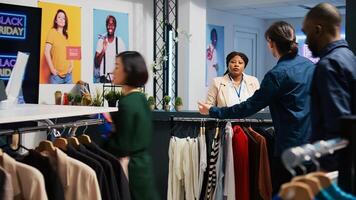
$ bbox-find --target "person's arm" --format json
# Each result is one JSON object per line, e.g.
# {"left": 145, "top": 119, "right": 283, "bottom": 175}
{"left": 315, "top": 59, "right": 352, "bottom": 132}
{"left": 44, "top": 43, "right": 57, "bottom": 75}
{"left": 94, "top": 38, "right": 107, "bottom": 67}
{"left": 199, "top": 72, "right": 280, "bottom": 119}
{"left": 68, "top": 60, "right": 74, "bottom": 73}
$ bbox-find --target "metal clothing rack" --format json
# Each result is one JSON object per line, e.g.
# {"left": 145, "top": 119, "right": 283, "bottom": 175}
{"left": 0, "top": 118, "right": 104, "bottom": 136}
{"left": 171, "top": 116, "right": 273, "bottom": 123}
{"left": 281, "top": 138, "right": 349, "bottom": 176}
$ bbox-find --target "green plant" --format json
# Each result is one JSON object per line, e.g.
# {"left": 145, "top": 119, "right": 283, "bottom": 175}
{"left": 104, "top": 90, "right": 121, "bottom": 102}
{"left": 147, "top": 96, "right": 155, "bottom": 105}
{"left": 175, "top": 97, "right": 183, "bottom": 106}
{"left": 163, "top": 95, "right": 171, "bottom": 105}
{"left": 67, "top": 93, "right": 74, "bottom": 102}
{"left": 74, "top": 94, "right": 82, "bottom": 103}
{"left": 91, "top": 90, "right": 103, "bottom": 107}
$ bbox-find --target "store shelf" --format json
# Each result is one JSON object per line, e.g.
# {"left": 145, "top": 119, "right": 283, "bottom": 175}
{"left": 0, "top": 104, "right": 117, "bottom": 124}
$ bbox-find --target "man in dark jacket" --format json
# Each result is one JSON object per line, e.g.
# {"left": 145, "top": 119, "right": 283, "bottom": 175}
{"left": 303, "top": 3, "right": 356, "bottom": 192}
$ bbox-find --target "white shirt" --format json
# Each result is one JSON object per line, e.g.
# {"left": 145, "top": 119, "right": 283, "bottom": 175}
{"left": 227, "top": 76, "right": 251, "bottom": 106}
{"left": 96, "top": 35, "right": 126, "bottom": 76}
{"left": 206, "top": 44, "right": 218, "bottom": 86}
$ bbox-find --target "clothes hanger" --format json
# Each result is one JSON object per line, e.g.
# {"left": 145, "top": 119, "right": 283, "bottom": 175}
{"left": 279, "top": 182, "right": 314, "bottom": 200}
{"left": 214, "top": 119, "right": 220, "bottom": 139}
{"left": 67, "top": 137, "right": 80, "bottom": 149}
{"left": 307, "top": 172, "right": 332, "bottom": 189}
{"left": 77, "top": 123, "right": 92, "bottom": 145}
{"left": 292, "top": 176, "right": 322, "bottom": 197}
{"left": 53, "top": 137, "right": 68, "bottom": 151}
{"left": 0, "top": 148, "right": 3, "bottom": 156}
{"left": 36, "top": 140, "right": 56, "bottom": 154}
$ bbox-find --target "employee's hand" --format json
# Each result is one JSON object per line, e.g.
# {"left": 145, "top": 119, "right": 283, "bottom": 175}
{"left": 198, "top": 101, "right": 211, "bottom": 115}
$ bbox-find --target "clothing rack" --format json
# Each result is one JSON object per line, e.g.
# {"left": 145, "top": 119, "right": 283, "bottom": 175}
{"left": 0, "top": 118, "right": 104, "bottom": 136}
{"left": 281, "top": 138, "right": 349, "bottom": 176}
{"left": 171, "top": 116, "right": 273, "bottom": 123}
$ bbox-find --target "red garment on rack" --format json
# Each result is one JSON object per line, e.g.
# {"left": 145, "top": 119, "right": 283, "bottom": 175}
{"left": 232, "top": 125, "right": 249, "bottom": 200}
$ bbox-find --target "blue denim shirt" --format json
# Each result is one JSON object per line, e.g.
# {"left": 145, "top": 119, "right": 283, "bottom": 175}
{"left": 311, "top": 40, "right": 356, "bottom": 141}
{"left": 209, "top": 54, "right": 315, "bottom": 156}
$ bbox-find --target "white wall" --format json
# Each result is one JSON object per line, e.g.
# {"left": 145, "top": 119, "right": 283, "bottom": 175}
{"left": 206, "top": 9, "right": 267, "bottom": 82}
{"left": 178, "top": 0, "right": 207, "bottom": 110}
{"left": 1, "top": 0, "right": 154, "bottom": 104}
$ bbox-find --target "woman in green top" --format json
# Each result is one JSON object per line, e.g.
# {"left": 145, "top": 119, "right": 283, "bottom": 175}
{"left": 107, "top": 51, "right": 159, "bottom": 200}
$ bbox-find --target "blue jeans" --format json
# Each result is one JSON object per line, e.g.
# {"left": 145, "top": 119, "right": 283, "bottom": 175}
{"left": 50, "top": 73, "right": 72, "bottom": 84}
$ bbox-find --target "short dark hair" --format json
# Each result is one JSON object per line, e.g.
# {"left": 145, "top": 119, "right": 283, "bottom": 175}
{"left": 106, "top": 15, "right": 117, "bottom": 27}
{"left": 306, "top": 3, "right": 341, "bottom": 36}
{"left": 265, "top": 21, "right": 298, "bottom": 56}
{"left": 211, "top": 28, "right": 217, "bottom": 40}
{"left": 224, "top": 51, "right": 249, "bottom": 75}
{"left": 117, "top": 51, "right": 148, "bottom": 87}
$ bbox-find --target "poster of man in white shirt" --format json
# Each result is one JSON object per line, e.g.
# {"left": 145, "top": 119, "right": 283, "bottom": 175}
{"left": 206, "top": 25, "right": 224, "bottom": 87}
{"left": 93, "top": 10, "right": 128, "bottom": 83}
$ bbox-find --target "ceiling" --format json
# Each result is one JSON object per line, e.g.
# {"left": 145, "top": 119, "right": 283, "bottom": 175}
{"left": 207, "top": 0, "right": 345, "bottom": 19}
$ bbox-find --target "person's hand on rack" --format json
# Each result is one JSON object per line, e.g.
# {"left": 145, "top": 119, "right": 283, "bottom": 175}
{"left": 198, "top": 101, "right": 212, "bottom": 115}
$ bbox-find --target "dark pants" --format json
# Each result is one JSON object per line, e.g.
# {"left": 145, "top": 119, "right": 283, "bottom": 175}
{"left": 271, "top": 157, "right": 292, "bottom": 195}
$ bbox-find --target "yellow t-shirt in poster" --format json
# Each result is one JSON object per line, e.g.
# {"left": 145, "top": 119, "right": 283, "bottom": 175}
{"left": 46, "top": 28, "right": 70, "bottom": 76}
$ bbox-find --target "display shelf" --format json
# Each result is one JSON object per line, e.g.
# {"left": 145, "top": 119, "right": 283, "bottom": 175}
{"left": 0, "top": 104, "right": 117, "bottom": 124}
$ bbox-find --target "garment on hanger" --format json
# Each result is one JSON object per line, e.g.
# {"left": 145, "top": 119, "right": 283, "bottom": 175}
{"left": 190, "top": 138, "right": 200, "bottom": 199}
{"left": 223, "top": 122, "right": 235, "bottom": 200}
{"left": 84, "top": 141, "right": 131, "bottom": 200}
{"left": 213, "top": 129, "right": 226, "bottom": 200}
{"left": 247, "top": 127, "right": 272, "bottom": 200}
{"left": 77, "top": 144, "right": 120, "bottom": 200}
{"left": 64, "top": 143, "right": 111, "bottom": 200}
{"left": 48, "top": 148, "right": 101, "bottom": 200}
{"left": 232, "top": 125, "right": 250, "bottom": 200}
{"left": 0, "top": 166, "right": 13, "bottom": 200}
{"left": 205, "top": 132, "right": 221, "bottom": 200}
{"left": 183, "top": 137, "right": 195, "bottom": 200}
{"left": 1, "top": 152, "right": 48, "bottom": 200}
{"left": 19, "top": 149, "right": 65, "bottom": 200}
{"left": 198, "top": 126, "right": 207, "bottom": 199}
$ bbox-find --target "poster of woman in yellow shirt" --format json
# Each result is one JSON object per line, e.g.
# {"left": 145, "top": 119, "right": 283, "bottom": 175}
{"left": 39, "top": 2, "right": 81, "bottom": 84}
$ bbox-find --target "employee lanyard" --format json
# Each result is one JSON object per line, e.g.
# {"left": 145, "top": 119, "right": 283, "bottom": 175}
{"left": 229, "top": 75, "right": 243, "bottom": 98}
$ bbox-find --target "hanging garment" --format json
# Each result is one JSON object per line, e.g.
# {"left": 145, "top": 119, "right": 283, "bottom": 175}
{"left": 1, "top": 153, "right": 48, "bottom": 200}
{"left": 324, "top": 183, "right": 356, "bottom": 200}
{"left": 198, "top": 127, "right": 207, "bottom": 199}
{"left": 205, "top": 131, "right": 221, "bottom": 200}
{"left": 183, "top": 138, "right": 195, "bottom": 200}
{"left": 248, "top": 127, "right": 272, "bottom": 200}
{"left": 223, "top": 122, "right": 235, "bottom": 200}
{"left": 167, "top": 138, "right": 176, "bottom": 200}
{"left": 0, "top": 166, "right": 13, "bottom": 200}
{"left": 190, "top": 138, "right": 200, "bottom": 200}
{"left": 78, "top": 144, "right": 120, "bottom": 200}
{"left": 84, "top": 142, "right": 131, "bottom": 200}
{"left": 173, "top": 137, "right": 186, "bottom": 200}
{"left": 51, "top": 148, "right": 101, "bottom": 200}
{"left": 232, "top": 125, "right": 250, "bottom": 200}
{"left": 243, "top": 127, "right": 260, "bottom": 200}
{"left": 214, "top": 129, "right": 226, "bottom": 200}
{"left": 20, "top": 149, "right": 65, "bottom": 200}
{"left": 64, "top": 144, "right": 111, "bottom": 200}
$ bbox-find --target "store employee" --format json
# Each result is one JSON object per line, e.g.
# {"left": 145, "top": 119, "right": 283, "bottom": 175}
{"left": 206, "top": 51, "right": 260, "bottom": 107}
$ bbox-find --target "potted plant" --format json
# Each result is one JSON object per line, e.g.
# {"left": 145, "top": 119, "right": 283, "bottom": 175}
{"left": 91, "top": 91, "right": 103, "bottom": 107}
{"left": 163, "top": 95, "right": 171, "bottom": 111}
{"left": 174, "top": 97, "right": 183, "bottom": 112}
{"left": 74, "top": 94, "right": 82, "bottom": 106}
{"left": 67, "top": 93, "right": 74, "bottom": 105}
{"left": 104, "top": 90, "right": 121, "bottom": 107}
{"left": 147, "top": 96, "right": 155, "bottom": 111}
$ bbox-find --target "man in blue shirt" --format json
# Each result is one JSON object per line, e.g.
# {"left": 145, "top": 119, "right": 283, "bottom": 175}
{"left": 303, "top": 3, "right": 356, "bottom": 142}
{"left": 303, "top": 3, "right": 356, "bottom": 192}
{"left": 198, "top": 21, "right": 315, "bottom": 194}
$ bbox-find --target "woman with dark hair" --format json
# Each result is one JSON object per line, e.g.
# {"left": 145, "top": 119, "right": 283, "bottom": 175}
{"left": 206, "top": 51, "right": 259, "bottom": 107}
{"left": 106, "top": 51, "right": 158, "bottom": 199}
{"left": 199, "top": 21, "right": 315, "bottom": 194}
{"left": 45, "top": 9, "right": 73, "bottom": 84}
